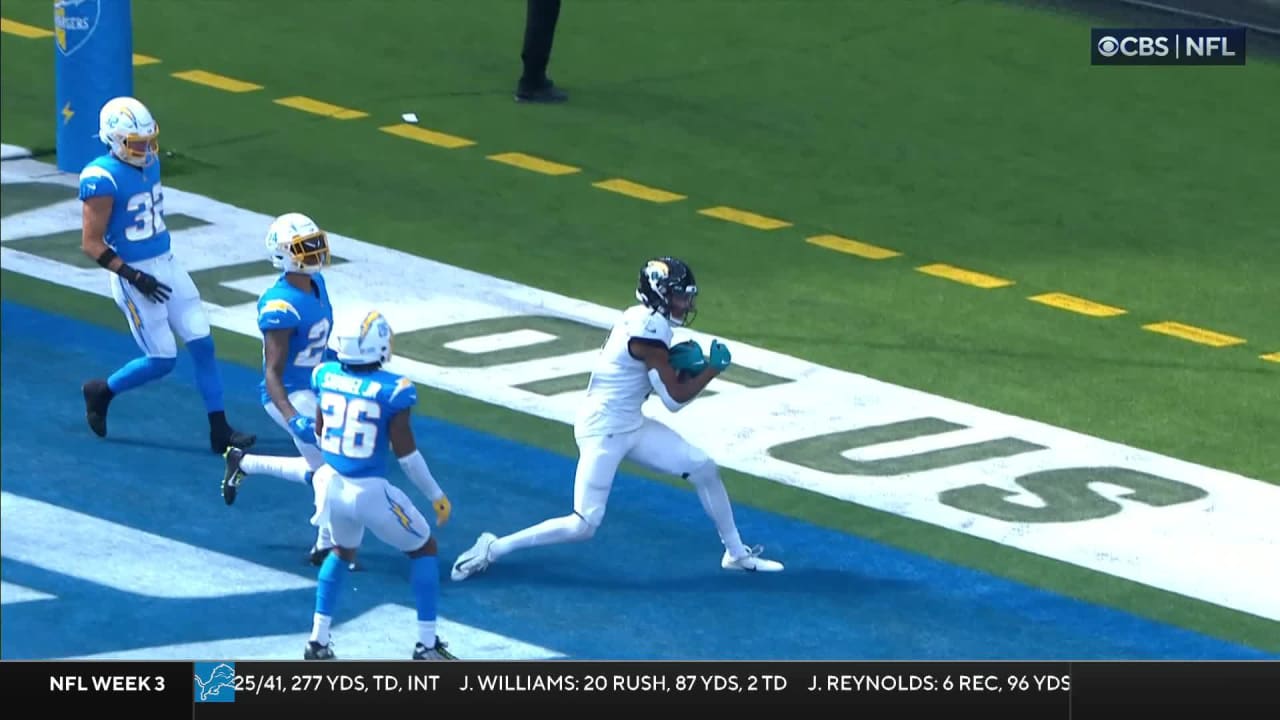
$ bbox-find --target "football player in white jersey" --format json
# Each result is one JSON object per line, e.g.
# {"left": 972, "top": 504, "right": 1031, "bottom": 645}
{"left": 450, "top": 257, "right": 783, "bottom": 581}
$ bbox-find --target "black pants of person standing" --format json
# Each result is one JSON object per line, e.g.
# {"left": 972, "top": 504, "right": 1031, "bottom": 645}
{"left": 516, "top": 0, "right": 568, "bottom": 103}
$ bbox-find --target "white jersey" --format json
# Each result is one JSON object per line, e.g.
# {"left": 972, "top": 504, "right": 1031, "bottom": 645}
{"left": 575, "top": 305, "right": 674, "bottom": 438}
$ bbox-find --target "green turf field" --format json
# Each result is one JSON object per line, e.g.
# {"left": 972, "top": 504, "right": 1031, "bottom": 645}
{"left": 3, "top": 0, "right": 1277, "bottom": 649}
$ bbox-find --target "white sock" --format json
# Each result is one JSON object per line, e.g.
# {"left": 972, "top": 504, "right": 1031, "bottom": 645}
{"left": 691, "top": 469, "right": 748, "bottom": 558}
{"left": 310, "top": 613, "right": 332, "bottom": 645}
{"left": 418, "top": 620, "right": 436, "bottom": 649}
{"left": 490, "top": 515, "right": 590, "bottom": 560}
{"left": 239, "top": 454, "right": 312, "bottom": 484}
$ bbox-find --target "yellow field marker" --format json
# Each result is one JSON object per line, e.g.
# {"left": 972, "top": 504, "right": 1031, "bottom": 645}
{"left": 1258, "top": 352, "right": 1279, "bottom": 363}
{"left": 916, "top": 263, "right": 1013, "bottom": 289}
{"left": 274, "top": 96, "right": 368, "bottom": 120}
{"left": 806, "top": 234, "right": 901, "bottom": 260}
{"left": 1143, "top": 321, "right": 1245, "bottom": 348}
{"left": 487, "top": 152, "right": 580, "bottom": 175}
{"left": 1, "top": 18, "right": 53, "bottom": 38}
{"left": 171, "top": 70, "right": 262, "bottom": 93}
{"left": 1028, "top": 292, "right": 1126, "bottom": 318}
{"left": 379, "top": 123, "right": 475, "bottom": 149}
{"left": 698, "top": 206, "right": 792, "bottom": 230}
{"left": 133, "top": 53, "right": 161, "bottom": 66}
{"left": 593, "top": 178, "right": 685, "bottom": 203}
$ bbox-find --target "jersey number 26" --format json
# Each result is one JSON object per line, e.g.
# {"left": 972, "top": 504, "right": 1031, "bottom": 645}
{"left": 319, "top": 394, "right": 380, "bottom": 460}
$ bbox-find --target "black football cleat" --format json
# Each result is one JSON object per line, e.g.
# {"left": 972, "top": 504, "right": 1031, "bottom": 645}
{"left": 304, "top": 641, "right": 335, "bottom": 660}
{"left": 210, "top": 428, "right": 256, "bottom": 455}
{"left": 221, "top": 447, "right": 245, "bottom": 506}
{"left": 515, "top": 79, "right": 568, "bottom": 104}
{"left": 413, "top": 638, "right": 457, "bottom": 660}
{"left": 82, "top": 379, "right": 113, "bottom": 437}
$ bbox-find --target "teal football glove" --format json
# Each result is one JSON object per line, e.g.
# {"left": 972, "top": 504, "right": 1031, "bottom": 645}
{"left": 709, "top": 340, "right": 732, "bottom": 371}
{"left": 668, "top": 340, "right": 708, "bottom": 374}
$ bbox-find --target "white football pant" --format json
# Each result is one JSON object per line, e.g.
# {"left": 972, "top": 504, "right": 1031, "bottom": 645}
{"left": 311, "top": 467, "right": 432, "bottom": 553}
{"left": 574, "top": 418, "right": 712, "bottom": 527}
{"left": 109, "top": 253, "right": 210, "bottom": 358}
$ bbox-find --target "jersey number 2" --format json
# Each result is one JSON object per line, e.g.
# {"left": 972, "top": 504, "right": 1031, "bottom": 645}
{"left": 124, "top": 185, "right": 167, "bottom": 242}
{"left": 294, "top": 318, "right": 331, "bottom": 368}
{"left": 319, "top": 394, "right": 380, "bottom": 460}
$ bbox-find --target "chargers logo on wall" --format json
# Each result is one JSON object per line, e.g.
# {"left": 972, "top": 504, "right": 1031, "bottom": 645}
{"left": 54, "top": 0, "right": 100, "bottom": 57}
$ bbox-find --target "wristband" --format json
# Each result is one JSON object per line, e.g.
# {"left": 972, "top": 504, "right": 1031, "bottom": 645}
{"left": 96, "top": 247, "right": 119, "bottom": 270}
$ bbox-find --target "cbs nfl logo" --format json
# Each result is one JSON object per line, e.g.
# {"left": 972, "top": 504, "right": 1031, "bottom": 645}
{"left": 1092, "top": 27, "right": 1246, "bottom": 65}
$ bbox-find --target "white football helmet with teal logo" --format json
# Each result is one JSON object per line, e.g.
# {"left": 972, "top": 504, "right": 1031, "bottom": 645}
{"left": 98, "top": 96, "right": 159, "bottom": 168}
{"left": 265, "top": 212, "right": 330, "bottom": 274}
{"left": 333, "top": 310, "right": 393, "bottom": 365}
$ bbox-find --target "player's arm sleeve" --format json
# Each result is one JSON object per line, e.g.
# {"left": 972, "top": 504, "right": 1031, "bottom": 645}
{"left": 398, "top": 448, "right": 444, "bottom": 501}
{"left": 648, "top": 369, "right": 691, "bottom": 413}
{"left": 78, "top": 166, "right": 117, "bottom": 202}
{"left": 257, "top": 299, "right": 303, "bottom": 333}
{"left": 310, "top": 364, "right": 325, "bottom": 392}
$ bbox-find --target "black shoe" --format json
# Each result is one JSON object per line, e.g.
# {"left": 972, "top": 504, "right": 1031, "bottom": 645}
{"left": 211, "top": 428, "right": 256, "bottom": 455}
{"left": 413, "top": 638, "right": 457, "bottom": 660}
{"left": 221, "top": 447, "right": 245, "bottom": 506}
{"left": 304, "top": 641, "right": 335, "bottom": 660}
{"left": 308, "top": 544, "right": 331, "bottom": 566}
{"left": 82, "top": 379, "right": 112, "bottom": 437}
{"left": 515, "top": 79, "right": 568, "bottom": 103}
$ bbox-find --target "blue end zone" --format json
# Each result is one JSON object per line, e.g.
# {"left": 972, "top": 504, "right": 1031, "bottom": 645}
{"left": 0, "top": 301, "right": 1271, "bottom": 660}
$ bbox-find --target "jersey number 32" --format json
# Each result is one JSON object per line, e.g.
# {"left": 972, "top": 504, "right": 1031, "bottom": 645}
{"left": 124, "top": 185, "right": 167, "bottom": 242}
{"left": 319, "top": 394, "right": 380, "bottom": 460}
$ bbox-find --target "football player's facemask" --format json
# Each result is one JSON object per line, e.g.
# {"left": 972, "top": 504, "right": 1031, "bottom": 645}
{"left": 265, "top": 212, "right": 330, "bottom": 275}
{"left": 636, "top": 257, "right": 699, "bottom": 327}
{"left": 98, "top": 97, "right": 159, "bottom": 168}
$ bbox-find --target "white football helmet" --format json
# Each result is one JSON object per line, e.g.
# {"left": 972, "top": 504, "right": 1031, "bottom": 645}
{"left": 98, "top": 96, "right": 159, "bottom": 167}
{"left": 332, "top": 310, "right": 393, "bottom": 366}
{"left": 265, "top": 212, "right": 330, "bottom": 274}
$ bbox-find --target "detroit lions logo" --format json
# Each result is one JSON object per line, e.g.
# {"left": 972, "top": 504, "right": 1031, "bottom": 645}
{"left": 54, "top": 0, "right": 101, "bottom": 57}
{"left": 193, "top": 662, "right": 236, "bottom": 702}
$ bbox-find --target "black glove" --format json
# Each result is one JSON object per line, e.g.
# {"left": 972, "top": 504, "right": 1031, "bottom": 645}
{"left": 120, "top": 265, "right": 172, "bottom": 303}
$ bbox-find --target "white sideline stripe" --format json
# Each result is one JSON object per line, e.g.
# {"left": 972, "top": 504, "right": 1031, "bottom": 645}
{"left": 70, "top": 603, "right": 566, "bottom": 660}
{"left": 1, "top": 581, "right": 56, "bottom": 605}
{"left": 0, "top": 492, "right": 315, "bottom": 599}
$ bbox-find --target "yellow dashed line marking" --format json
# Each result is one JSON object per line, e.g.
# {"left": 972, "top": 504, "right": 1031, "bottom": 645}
{"left": 171, "top": 70, "right": 263, "bottom": 93}
{"left": 806, "top": 234, "right": 901, "bottom": 260}
{"left": 133, "top": 53, "right": 161, "bottom": 66}
{"left": 1142, "top": 321, "right": 1245, "bottom": 348}
{"left": 379, "top": 123, "right": 475, "bottom": 149}
{"left": 487, "top": 152, "right": 580, "bottom": 175}
{"left": 916, "top": 263, "right": 1014, "bottom": 289}
{"left": 592, "top": 178, "right": 685, "bottom": 203}
{"left": 1028, "top": 292, "right": 1126, "bottom": 318}
{"left": 274, "top": 96, "right": 368, "bottom": 120}
{"left": 697, "top": 206, "right": 792, "bottom": 230}
{"left": 1, "top": 18, "right": 53, "bottom": 38}
{"left": 1261, "top": 352, "right": 1280, "bottom": 363}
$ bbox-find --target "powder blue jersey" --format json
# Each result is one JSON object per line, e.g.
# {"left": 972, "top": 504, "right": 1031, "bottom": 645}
{"left": 257, "top": 273, "right": 334, "bottom": 406}
{"left": 312, "top": 362, "right": 417, "bottom": 478}
{"left": 78, "top": 154, "right": 170, "bottom": 263}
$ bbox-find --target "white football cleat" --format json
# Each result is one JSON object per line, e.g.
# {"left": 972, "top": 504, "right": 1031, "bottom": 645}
{"left": 722, "top": 545, "right": 784, "bottom": 572}
{"left": 451, "top": 532, "right": 497, "bottom": 581}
